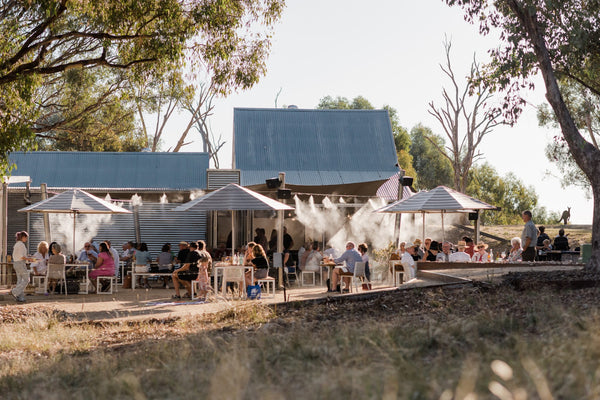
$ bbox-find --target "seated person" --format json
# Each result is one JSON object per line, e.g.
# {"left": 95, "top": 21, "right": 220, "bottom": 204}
{"left": 436, "top": 241, "right": 452, "bottom": 262}
{"left": 463, "top": 237, "right": 475, "bottom": 257}
{"left": 471, "top": 243, "right": 489, "bottom": 262}
{"left": 31, "top": 241, "right": 50, "bottom": 276}
{"left": 89, "top": 242, "right": 116, "bottom": 293}
{"left": 536, "top": 226, "right": 550, "bottom": 248}
{"left": 77, "top": 242, "right": 98, "bottom": 269}
{"left": 135, "top": 242, "right": 152, "bottom": 288}
{"left": 243, "top": 242, "right": 256, "bottom": 266}
{"left": 426, "top": 240, "right": 439, "bottom": 261}
{"left": 329, "top": 241, "right": 362, "bottom": 293}
{"left": 172, "top": 241, "right": 201, "bottom": 299}
{"left": 304, "top": 242, "right": 324, "bottom": 272}
{"left": 553, "top": 228, "right": 570, "bottom": 251}
{"left": 412, "top": 239, "right": 424, "bottom": 261}
{"left": 157, "top": 243, "right": 174, "bottom": 270}
{"left": 48, "top": 243, "right": 66, "bottom": 293}
{"left": 246, "top": 244, "right": 269, "bottom": 286}
{"left": 449, "top": 241, "right": 471, "bottom": 262}
{"left": 506, "top": 237, "right": 523, "bottom": 262}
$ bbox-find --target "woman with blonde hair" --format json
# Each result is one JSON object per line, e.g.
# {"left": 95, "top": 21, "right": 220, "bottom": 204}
{"left": 245, "top": 244, "right": 269, "bottom": 286}
{"left": 32, "top": 241, "right": 50, "bottom": 276}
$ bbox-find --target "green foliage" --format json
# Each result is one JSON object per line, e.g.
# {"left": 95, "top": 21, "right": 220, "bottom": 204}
{"left": 0, "top": 0, "right": 284, "bottom": 173}
{"left": 538, "top": 79, "right": 596, "bottom": 196}
{"left": 409, "top": 124, "right": 454, "bottom": 190}
{"left": 467, "top": 163, "right": 540, "bottom": 225}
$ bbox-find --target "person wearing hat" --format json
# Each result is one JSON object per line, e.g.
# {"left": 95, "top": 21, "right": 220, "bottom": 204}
{"left": 400, "top": 242, "right": 417, "bottom": 281}
{"left": 471, "top": 242, "right": 489, "bottom": 262}
{"left": 174, "top": 241, "right": 190, "bottom": 269}
{"left": 449, "top": 241, "right": 471, "bottom": 262}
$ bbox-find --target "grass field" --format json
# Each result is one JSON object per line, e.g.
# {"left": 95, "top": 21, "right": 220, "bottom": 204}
{"left": 1, "top": 275, "right": 600, "bottom": 399}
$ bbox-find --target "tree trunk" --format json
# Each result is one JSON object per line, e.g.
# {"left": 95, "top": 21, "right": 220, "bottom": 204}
{"left": 508, "top": 0, "right": 600, "bottom": 270}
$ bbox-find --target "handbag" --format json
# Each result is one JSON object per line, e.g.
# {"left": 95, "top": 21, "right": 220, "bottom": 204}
{"left": 246, "top": 284, "right": 261, "bottom": 300}
{"left": 122, "top": 274, "right": 132, "bottom": 289}
{"left": 362, "top": 283, "right": 372, "bottom": 291}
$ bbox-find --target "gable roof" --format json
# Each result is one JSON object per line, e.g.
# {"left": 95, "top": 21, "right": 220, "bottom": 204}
{"left": 233, "top": 108, "right": 399, "bottom": 187}
{"left": 8, "top": 151, "right": 209, "bottom": 191}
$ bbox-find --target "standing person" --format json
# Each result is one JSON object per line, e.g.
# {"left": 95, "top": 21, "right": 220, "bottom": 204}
{"left": 400, "top": 242, "right": 417, "bottom": 281}
{"left": 283, "top": 226, "right": 294, "bottom": 250}
{"left": 268, "top": 229, "right": 278, "bottom": 252}
{"left": 11, "top": 231, "right": 32, "bottom": 303}
{"left": 31, "top": 241, "right": 50, "bottom": 276}
{"left": 172, "top": 241, "right": 201, "bottom": 299}
{"left": 357, "top": 243, "right": 371, "bottom": 282}
{"left": 194, "top": 252, "right": 211, "bottom": 301}
{"left": 254, "top": 228, "right": 268, "bottom": 250}
{"left": 521, "top": 210, "right": 538, "bottom": 262}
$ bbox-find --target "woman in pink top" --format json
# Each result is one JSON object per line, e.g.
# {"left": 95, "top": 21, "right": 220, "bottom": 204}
{"left": 90, "top": 242, "right": 115, "bottom": 292}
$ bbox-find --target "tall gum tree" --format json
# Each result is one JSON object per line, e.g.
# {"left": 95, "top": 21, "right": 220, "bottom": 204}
{"left": 0, "top": 0, "right": 284, "bottom": 173}
{"left": 446, "top": 0, "right": 600, "bottom": 269}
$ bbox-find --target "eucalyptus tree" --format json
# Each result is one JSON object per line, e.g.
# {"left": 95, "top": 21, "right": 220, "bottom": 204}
{"left": 446, "top": 0, "right": 600, "bottom": 268}
{"left": 0, "top": 0, "right": 284, "bottom": 173}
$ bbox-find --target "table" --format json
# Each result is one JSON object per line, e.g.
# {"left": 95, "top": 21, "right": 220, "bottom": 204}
{"left": 212, "top": 263, "right": 254, "bottom": 298}
{"left": 320, "top": 261, "right": 337, "bottom": 285}
{"left": 416, "top": 260, "right": 585, "bottom": 270}
{"left": 65, "top": 263, "right": 90, "bottom": 294}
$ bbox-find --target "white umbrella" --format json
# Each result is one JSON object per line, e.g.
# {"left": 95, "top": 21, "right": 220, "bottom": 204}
{"left": 375, "top": 186, "right": 498, "bottom": 243}
{"left": 18, "top": 188, "right": 131, "bottom": 253}
{"left": 174, "top": 184, "right": 294, "bottom": 253}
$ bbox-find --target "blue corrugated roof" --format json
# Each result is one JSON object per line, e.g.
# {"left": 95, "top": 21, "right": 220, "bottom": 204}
{"left": 234, "top": 108, "right": 399, "bottom": 186}
{"left": 8, "top": 151, "right": 209, "bottom": 190}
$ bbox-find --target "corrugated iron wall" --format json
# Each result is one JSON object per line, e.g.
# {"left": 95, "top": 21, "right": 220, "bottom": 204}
{"left": 13, "top": 200, "right": 206, "bottom": 256}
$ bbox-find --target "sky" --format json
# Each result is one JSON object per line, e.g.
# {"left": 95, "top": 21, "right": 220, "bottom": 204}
{"left": 160, "top": 0, "right": 593, "bottom": 224}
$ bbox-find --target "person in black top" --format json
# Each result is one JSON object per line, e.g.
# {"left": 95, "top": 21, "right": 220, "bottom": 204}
{"left": 283, "top": 226, "right": 294, "bottom": 250}
{"left": 174, "top": 241, "right": 190, "bottom": 268}
{"left": 246, "top": 244, "right": 269, "bottom": 286}
{"left": 172, "top": 241, "right": 200, "bottom": 299}
{"left": 426, "top": 240, "right": 439, "bottom": 261}
{"left": 536, "top": 226, "right": 551, "bottom": 247}
{"left": 553, "top": 228, "right": 570, "bottom": 251}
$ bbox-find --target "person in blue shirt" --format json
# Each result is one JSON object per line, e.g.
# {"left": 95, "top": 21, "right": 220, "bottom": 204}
{"left": 77, "top": 242, "right": 98, "bottom": 269}
{"left": 328, "top": 241, "right": 362, "bottom": 293}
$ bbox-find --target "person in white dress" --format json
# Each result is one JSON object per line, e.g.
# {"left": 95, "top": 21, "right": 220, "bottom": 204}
{"left": 400, "top": 242, "right": 416, "bottom": 281}
{"left": 11, "top": 231, "right": 33, "bottom": 302}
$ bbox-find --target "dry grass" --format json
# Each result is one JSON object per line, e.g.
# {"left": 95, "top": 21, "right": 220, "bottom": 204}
{"left": 2, "top": 282, "right": 600, "bottom": 399}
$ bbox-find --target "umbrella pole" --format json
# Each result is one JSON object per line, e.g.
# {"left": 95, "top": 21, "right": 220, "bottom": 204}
{"left": 422, "top": 213, "right": 425, "bottom": 243}
{"left": 72, "top": 211, "right": 76, "bottom": 256}
{"left": 441, "top": 211, "right": 445, "bottom": 243}
{"left": 231, "top": 210, "right": 235, "bottom": 257}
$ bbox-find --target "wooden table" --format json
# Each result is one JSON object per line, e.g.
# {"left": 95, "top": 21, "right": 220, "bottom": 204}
{"left": 416, "top": 260, "right": 585, "bottom": 270}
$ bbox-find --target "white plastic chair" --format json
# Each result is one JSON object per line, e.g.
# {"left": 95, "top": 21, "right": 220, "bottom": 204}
{"left": 351, "top": 262, "right": 368, "bottom": 292}
{"left": 44, "top": 263, "right": 67, "bottom": 296}
{"left": 221, "top": 267, "right": 246, "bottom": 298}
{"left": 300, "top": 270, "right": 316, "bottom": 286}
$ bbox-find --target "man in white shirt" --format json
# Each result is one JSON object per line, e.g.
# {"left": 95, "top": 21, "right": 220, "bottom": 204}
{"left": 449, "top": 241, "right": 471, "bottom": 262}
{"left": 436, "top": 241, "right": 452, "bottom": 262}
{"left": 401, "top": 242, "right": 416, "bottom": 281}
